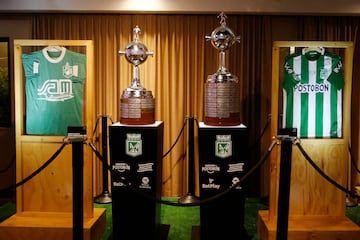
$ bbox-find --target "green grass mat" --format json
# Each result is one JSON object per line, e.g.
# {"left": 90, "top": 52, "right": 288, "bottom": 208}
{"left": 2, "top": 198, "right": 360, "bottom": 240}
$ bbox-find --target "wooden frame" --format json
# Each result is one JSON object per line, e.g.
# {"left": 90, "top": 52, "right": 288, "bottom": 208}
{"left": 258, "top": 41, "right": 360, "bottom": 240}
{"left": 13, "top": 39, "right": 95, "bottom": 216}
{"left": 0, "top": 39, "right": 105, "bottom": 240}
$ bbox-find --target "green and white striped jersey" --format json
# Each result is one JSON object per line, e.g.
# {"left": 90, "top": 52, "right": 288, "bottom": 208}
{"left": 282, "top": 47, "right": 344, "bottom": 138}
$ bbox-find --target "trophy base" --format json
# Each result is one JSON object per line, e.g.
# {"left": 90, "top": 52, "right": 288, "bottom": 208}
{"left": 120, "top": 93, "right": 155, "bottom": 125}
{"left": 204, "top": 115, "right": 240, "bottom": 126}
{"left": 120, "top": 112, "right": 155, "bottom": 125}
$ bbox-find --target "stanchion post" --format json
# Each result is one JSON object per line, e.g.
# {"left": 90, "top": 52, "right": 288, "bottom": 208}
{"left": 188, "top": 116, "right": 195, "bottom": 195}
{"left": 95, "top": 115, "right": 112, "bottom": 204}
{"left": 68, "top": 126, "right": 87, "bottom": 240}
{"left": 276, "top": 133, "right": 295, "bottom": 240}
{"left": 72, "top": 140, "right": 84, "bottom": 240}
{"left": 178, "top": 116, "right": 199, "bottom": 204}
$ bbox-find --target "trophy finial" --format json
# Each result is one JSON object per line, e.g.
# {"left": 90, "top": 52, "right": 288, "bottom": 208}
{"left": 206, "top": 12, "right": 240, "bottom": 51}
{"left": 133, "top": 25, "right": 141, "bottom": 42}
{"left": 218, "top": 12, "right": 227, "bottom": 27}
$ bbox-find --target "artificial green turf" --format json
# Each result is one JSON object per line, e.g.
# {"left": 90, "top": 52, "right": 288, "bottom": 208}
{"left": 2, "top": 198, "right": 360, "bottom": 240}
{"left": 96, "top": 197, "right": 267, "bottom": 240}
{"left": 93, "top": 197, "right": 360, "bottom": 240}
{"left": 94, "top": 203, "right": 113, "bottom": 240}
{"left": 0, "top": 201, "right": 16, "bottom": 222}
{"left": 160, "top": 198, "right": 200, "bottom": 240}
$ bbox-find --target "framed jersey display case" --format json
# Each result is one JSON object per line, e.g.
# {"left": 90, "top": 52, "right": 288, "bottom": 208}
{"left": 0, "top": 40, "right": 105, "bottom": 240}
{"left": 281, "top": 46, "right": 345, "bottom": 138}
{"left": 258, "top": 41, "right": 360, "bottom": 240}
{"left": 21, "top": 45, "right": 87, "bottom": 135}
{"left": 13, "top": 39, "right": 95, "bottom": 215}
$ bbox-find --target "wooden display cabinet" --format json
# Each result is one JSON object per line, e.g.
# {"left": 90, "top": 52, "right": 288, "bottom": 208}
{"left": 258, "top": 41, "right": 360, "bottom": 240}
{"left": 0, "top": 40, "right": 105, "bottom": 240}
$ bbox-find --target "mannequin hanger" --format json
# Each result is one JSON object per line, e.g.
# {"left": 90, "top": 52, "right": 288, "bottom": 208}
{"left": 302, "top": 46, "right": 325, "bottom": 60}
{"left": 302, "top": 46, "right": 325, "bottom": 55}
{"left": 44, "top": 45, "right": 64, "bottom": 52}
{"left": 42, "top": 45, "right": 66, "bottom": 62}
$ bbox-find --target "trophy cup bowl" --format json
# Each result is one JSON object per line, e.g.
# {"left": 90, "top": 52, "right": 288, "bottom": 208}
{"left": 209, "top": 25, "right": 238, "bottom": 51}
{"left": 122, "top": 41, "right": 150, "bottom": 66}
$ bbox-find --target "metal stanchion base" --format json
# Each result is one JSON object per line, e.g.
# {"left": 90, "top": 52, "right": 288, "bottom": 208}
{"left": 178, "top": 192, "right": 200, "bottom": 204}
{"left": 94, "top": 192, "right": 112, "bottom": 204}
{"left": 346, "top": 195, "right": 358, "bottom": 207}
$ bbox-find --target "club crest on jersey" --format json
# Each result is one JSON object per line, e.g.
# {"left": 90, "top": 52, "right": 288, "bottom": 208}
{"left": 215, "top": 135, "right": 232, "bottom": 158}
{"left": 320, "top": 68, "right": 330, "bottom": 80}
{"left": 126, "top": 133, "right": 142, "bottom": 157}
{"left": 63, "top": 62, "right": 79, "bottom": 78}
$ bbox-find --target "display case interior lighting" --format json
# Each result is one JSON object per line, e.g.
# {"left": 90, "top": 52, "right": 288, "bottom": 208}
{"left": 117, "top": 0, "right": 165, "bottom": 11}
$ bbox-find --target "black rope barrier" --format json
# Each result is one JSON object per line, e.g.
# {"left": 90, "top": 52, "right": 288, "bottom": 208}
{"left": 3, "top": 125, "right": 360, "bottom": 210}
{"left": 0, "top": 114, "right": 272, "bottom": 207}
{"left": 0, "top": 153, "right": 15, "bottom": 174}
{"left": 92, "top": 114, "right": 114, "bottom": 137}
{"left": 162, "top": 117, "right": 188, "bottom": 158}
{"left": 92, "top": 139, "right": 277, "bottom": 207}
{"left": 87, "top": 116, "right": 274, "bottom": 207}
{"left": 349, "top": 144, "right": 360, "bottom": 175}
{"left": 0, "top": 141, "right": 68, "bottom": 194}
{"left": 296, "top": 141, "right": 360, "bottom": 200}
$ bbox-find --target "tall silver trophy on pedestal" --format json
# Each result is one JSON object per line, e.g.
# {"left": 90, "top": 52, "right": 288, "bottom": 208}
{"left": 118, "top": 25, "right": 155, "bottom": 125}
{"left": 204, "top": 13, "right": 241, "bottom": 126}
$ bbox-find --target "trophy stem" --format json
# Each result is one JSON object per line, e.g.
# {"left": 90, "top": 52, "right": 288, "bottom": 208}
{"left": 218, "top": 51, "right": 227, "bottom": 73}
{"left": 131, "top": 65, "right": 141, "bottom": 88}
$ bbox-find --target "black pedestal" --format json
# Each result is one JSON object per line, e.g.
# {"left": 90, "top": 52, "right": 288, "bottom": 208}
{"left": 198, "top": 122, "right": 249, "bottom": 240}
{"left": 109, "top": 121, "right": 164, "bottom": 240}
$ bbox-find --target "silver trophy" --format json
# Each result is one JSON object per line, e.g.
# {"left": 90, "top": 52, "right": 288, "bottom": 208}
{"left": 204, "top": 12, "right": 241, "bottom": 126}
{"left": 118, "top": 25, "right": 155, "bottom": 125}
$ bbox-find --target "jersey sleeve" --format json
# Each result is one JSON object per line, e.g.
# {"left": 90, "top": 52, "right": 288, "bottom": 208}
{"left": 282, "top": 53, "right": 300, "bottom": 91}
{"left": 21, "top": 52, "right": 40, "bottom": 81}
{"left": 327, "top": 55, "right": 344, "bottom": 90}
{"left": 67, "top": 50, "right": 86, "bottom": 82}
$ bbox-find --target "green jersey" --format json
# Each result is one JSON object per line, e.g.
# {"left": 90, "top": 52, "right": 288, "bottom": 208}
{"left": 282, "top": 48, "right": 344, "bottom": 138}
{"left": 22, "top": 47, "right": 86, "bottom": 135}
